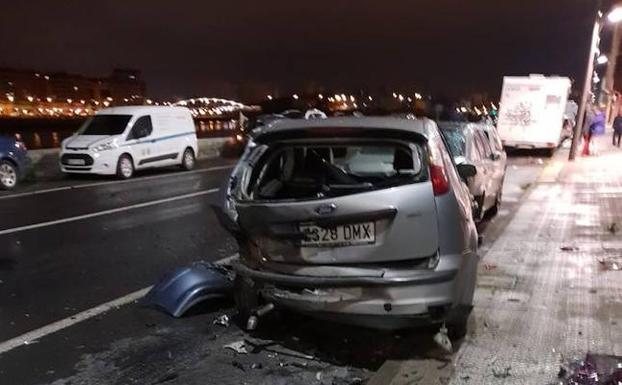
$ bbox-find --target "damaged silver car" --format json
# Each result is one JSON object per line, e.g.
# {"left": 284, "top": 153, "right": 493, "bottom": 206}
{"left": 216, "top": 117, "right": 479, "bottom": 338}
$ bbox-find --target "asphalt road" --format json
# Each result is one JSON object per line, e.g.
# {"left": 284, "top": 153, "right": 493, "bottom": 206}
{"left": 0, "top": 154, "right": 548, "bottom": 385}
{"left": 0, "top": 159, "right": 237, "bottom": 342}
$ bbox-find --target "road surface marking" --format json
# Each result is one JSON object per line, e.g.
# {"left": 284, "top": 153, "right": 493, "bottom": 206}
{"left": 0, "top": 188, "right": 219, "bottom": 236}
{"left": 0, "top": 254, "right": 238, "bottom": 356}
{"left": 0, "top": 165, "right": 232, "bottom": 201}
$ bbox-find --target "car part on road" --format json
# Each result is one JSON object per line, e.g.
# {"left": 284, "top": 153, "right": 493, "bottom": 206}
{"left": 246, "top": 303, "right": 275, "bottom": 331}
{"left": 432, "top": 324, "right": 452, "bottom": 353}
{"left": 143, "top": 262, "right": 234, "bottom": 317}
{"left": 224, "top": 340, "right": 249, "bottom": 354}
{"left": 558, "top": 353, "right": 622, "bottom": 384}
{"left": 213, "top": 314, "right": 230, "bottom": 327}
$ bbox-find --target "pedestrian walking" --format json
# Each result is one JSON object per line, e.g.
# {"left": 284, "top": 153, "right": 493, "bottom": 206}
{"left": 613, "top": 111, "right": 622, "bottom": 147}
{"left": 581, "top": 105, "right": 595, "bottom": 156}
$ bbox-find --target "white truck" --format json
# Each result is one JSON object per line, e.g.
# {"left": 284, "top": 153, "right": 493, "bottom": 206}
{"left": 497, "top": 75, "right": 571, "bottom": 153}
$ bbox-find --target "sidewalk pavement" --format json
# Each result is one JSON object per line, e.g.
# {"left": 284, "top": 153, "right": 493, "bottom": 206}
{"left": 447, "top": 132, "right": 622, "bottom": 384}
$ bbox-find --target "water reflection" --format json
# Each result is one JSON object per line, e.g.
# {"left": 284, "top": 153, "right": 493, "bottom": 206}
{"left": 2, "top": 118, "right": 239, "bottom": 150}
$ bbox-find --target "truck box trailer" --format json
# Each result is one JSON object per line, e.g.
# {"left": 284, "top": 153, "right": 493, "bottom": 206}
{"left": 497, "top": 75, "right": 571, "bottom": 152}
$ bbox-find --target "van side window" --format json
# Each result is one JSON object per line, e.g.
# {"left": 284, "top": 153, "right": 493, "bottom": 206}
{"left": 127, "top": 116, "right": 153, "bottom": 140}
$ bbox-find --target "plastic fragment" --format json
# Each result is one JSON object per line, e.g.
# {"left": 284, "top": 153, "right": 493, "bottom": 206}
{"left": 433, "top": 324, "right": 452, "bottom": 353}
{"left": 213, "top": 314, "right": 230, "bottom": 327}
{"left": 224, "top": 340, "right": 248, "bottom": 354}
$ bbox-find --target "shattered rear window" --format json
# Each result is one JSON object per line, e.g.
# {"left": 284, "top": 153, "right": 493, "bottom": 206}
{"left": 243, "top": 141, "right": 426, "bottom": 201}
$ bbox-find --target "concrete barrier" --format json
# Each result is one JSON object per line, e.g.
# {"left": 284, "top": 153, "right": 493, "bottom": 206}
{"left": 24, "top": 137, "right": 228, "bottom": 181}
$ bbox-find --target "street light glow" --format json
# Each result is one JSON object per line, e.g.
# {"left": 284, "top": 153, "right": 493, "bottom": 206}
{"left": 597, "top": 54, "right": 608, "bottom": 65}
{"left": 292, "top": 94, "right": 299, "bottom": 100}
{"left": 608, "top": 7, "right": 622, "bottom": 23}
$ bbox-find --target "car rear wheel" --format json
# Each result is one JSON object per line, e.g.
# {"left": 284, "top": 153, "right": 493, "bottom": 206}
{"left": 473, "top": 194, "right": 485, "bottom": 222}
{"left": 446, "top": 316, "right": 469, "bottom": 341}
{"left": 0, "top": 160, "right": 18, "bottom": 190}
{"left": 181, "top": 148, "right": 195, "bottom": 171}
{"left": 489, "top": 185, "right": 503, "bottom": 217}
{"left": 116, "top": 155, "right": 134, "bottom": 179}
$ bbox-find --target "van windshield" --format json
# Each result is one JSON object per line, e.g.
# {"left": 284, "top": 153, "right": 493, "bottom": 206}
{"left": 245, "top": 141, "right": 426, "bottom": 201}
{"left": 77, "top": 115, "right": 132, "bottom": 136}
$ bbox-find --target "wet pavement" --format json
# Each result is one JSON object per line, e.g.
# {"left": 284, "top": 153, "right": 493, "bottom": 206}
{"left": 447, "top": 135, "right": 622, "bottom": 384}
{"left": 0, "top": 150, "right": 550, "bottom": 384}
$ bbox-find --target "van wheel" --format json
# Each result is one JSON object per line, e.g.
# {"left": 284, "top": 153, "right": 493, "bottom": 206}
{"left": 116, "top": 155, "right": 134, "bottom": 179}
{"left": 0, "top": 160, "right": 18, "bottom": 190}
{"left": 181, "top": 148, "right": 195, "bottom": 171}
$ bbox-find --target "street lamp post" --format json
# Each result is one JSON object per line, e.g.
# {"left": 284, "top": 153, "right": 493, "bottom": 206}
{"left": 569, "top": 18, "right": 601, "bottom": 161}
{"left": 570, "top": 6, "right": 622, "bottom": 160}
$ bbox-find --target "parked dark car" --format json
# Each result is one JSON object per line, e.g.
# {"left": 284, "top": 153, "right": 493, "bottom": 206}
{"left": 0, "top": 135, "right": 28, "bottom": 190}
{"left": 439, "top": 122, "right": 507, "bottom": 221}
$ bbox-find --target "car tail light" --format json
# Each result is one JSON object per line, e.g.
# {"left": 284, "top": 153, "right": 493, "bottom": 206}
{"left": 428, "top": 142, "right": 449, "bottom": 196}
{"left": 15, "top": 141, "right": 27, "bottom": 151}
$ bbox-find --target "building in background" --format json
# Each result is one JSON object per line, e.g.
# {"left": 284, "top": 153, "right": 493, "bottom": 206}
{"left": 0, "top": 67, "right": 146, "bottom": 117}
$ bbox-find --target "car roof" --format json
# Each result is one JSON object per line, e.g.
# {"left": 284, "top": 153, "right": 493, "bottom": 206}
{"left": 437, "top": 121, "right": 489, "bottom": 134}
{"left": 252, "top": 117, "right": 439, "bottom": 140}
{"left": 96, "top": 106, "right": 191, "bottom": 116}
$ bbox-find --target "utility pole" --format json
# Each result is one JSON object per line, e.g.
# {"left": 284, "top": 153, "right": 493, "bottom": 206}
{"left": 569, "top": 18, "right": 600, "bottom": 161}
{"left": 605, "top": 9, "right": 622, "bottom": 124}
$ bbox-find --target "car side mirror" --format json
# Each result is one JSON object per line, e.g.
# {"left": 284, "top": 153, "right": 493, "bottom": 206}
{"left": 456, "top": 163, "right": 477, "bottom": 180}
{"left": 490, "top": 152, "right": 501, "bottom": 161}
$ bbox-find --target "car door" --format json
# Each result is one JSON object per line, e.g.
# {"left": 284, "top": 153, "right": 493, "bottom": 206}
{"left": 126, "top": 115, "right": 155, "bottom": 168}
{"left": 472, "top": 130, "right": 496, "bottom": 210}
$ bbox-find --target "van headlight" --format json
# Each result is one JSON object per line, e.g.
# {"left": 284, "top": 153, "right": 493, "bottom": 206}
{"left": 92, "top": 142, "right": 116, "bottom": 152}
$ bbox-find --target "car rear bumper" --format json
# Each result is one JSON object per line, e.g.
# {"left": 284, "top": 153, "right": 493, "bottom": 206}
{"left": 233, "top": 261, "right": 462, "bottom": 329}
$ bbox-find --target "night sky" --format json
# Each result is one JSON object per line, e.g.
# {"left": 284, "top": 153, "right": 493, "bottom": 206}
{"left": 0, "top": 0, "right": 601, "bottom": 100}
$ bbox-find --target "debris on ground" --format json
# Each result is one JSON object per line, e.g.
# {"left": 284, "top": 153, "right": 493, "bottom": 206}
{"left": 608, "top": 223, "right": 618, "bottom": 234}
{"left": 492, "top": 366, "right": 511, "bottom": 378}
{"left": 560, "top": 246, "right": 579, "bottom": 252}
{"left": 433, "top": 325, "right": 453, "bottom": 353}
{"left": 213, "top": 314, "right": 230, "bottom": 327}
{"left": 483, "top": 263, "right": 497, "bottom": 271}
{"left": 224, "top": 340, "right": 249, "bottom": 354}
{"left": 231, "top": 361, "right": 246, "bottom": 371}
{"left": 598, "top": 256, "right": 622, "bottom": 271}
{"left": 588, "top": 288, "right": 597, "bottom": 294}
{"left": 557, "top": 353, "right": 622, "bottom": 384}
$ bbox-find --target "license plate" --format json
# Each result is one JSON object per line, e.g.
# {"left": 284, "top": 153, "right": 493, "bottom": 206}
{"left": 67, "top": 159, "right": 85, "bottom": 165}
{"left": 299, "top": 221, "right": 375, "bottom": 247}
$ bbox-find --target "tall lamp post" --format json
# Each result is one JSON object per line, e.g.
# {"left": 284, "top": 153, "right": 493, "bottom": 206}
{"left": 569, "top": 7, "right": 622, "bottom": 161}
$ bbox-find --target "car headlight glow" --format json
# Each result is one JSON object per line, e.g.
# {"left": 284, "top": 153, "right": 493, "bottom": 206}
{"left": 92, "top": 142, "right": 116, "bottom": 152}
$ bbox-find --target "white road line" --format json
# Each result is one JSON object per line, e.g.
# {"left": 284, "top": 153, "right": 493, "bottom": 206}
{"left": 0, "top": 253, "right": 239, "bottom": 355}
{"left": 0, "top": 188, "right": 219, "bottom": 236}
{"left": 0, "top": 165, "right": 232, "bottom": 201}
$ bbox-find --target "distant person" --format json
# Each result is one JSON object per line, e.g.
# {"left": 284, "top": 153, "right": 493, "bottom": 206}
{"left": 613, "top": 110, "right": 622, "bottom": 147}
{"left": 581, "top": 105, "right": 596, "bottom": 156}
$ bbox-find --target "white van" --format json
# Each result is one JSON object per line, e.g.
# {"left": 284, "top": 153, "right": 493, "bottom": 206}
{"left": 60, "top": 106, "right": 198, "bottom": 179}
